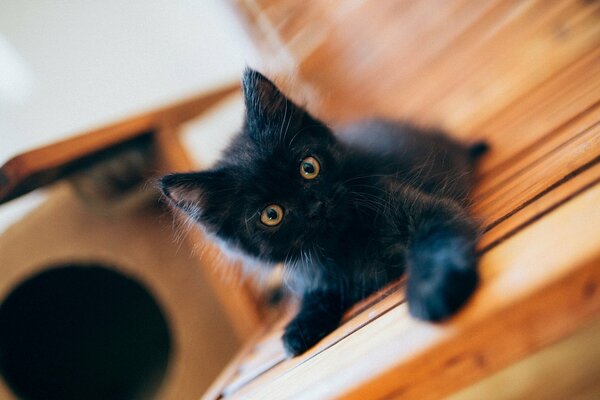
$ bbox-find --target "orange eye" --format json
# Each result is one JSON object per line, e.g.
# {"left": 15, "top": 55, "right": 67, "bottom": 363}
{"left": 300, "top": 156, "right": 320, "bottom": 180}
{"left": 260, "top": 204, "right": 284, "bottom": 226}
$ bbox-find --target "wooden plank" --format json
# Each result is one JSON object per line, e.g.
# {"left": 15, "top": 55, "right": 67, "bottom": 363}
{"left": 218, "top": 280, "right": 407, "bottom": 397}
{"left": 233, "top": 0, "right": 502, "bottom": 122}
{"left": 473, "top": 100, "right": 600, "bottom": 201}
{"left": 154, "top": 128, "right": 264, "bottom": 339}
{"left": 232, "top": 0, "right": 600, "bottom": 132}
{"left": 449, "top": 316, "right": 600, "bottom": 400}
{"left": 224, "top": 181, "right": 600, "bottom": 399}
{"left": 472, "top": 118, "right": 600, "bottom": 226}
{"left": 414, "top": 0, "right": 600, "bottom": 133}
{"left": 0, "top": 84, "right": 239, "bottom": 205}
{"left": 471, "top": 47, "right": 600, "bottom": 176}
{"left": 479, "top": 160, "right": 600, "bottom": 251}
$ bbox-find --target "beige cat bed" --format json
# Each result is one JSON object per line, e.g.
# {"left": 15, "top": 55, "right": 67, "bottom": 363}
{"left": 0, "top": 182, "right": 239, "bottom": 399}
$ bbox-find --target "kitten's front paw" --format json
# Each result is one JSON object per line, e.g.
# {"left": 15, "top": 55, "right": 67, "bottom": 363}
{"left": 407, "top": 236, "right": 478, "bottom": 321}
{"left": 282, "top": 316, "right": 336, "bottom": 357}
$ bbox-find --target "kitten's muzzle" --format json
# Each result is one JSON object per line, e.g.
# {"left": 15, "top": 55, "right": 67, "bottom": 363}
{"left": 307, "top": 201, "right": 327, "bottom": 219}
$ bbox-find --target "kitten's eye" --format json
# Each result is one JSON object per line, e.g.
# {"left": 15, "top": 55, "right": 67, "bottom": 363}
{"left": 300, "top": 156, "right": 320, "bottom": 180}
{"left": 260, "top": 204, "right": 284, "bottom": 226}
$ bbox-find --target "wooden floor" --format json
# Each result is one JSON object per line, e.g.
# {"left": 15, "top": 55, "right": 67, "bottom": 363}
{"left": 204, "top": 1, "right": 600, "bottom": 399}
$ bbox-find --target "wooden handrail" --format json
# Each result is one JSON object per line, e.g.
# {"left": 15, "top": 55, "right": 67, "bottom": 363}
{"left": 0, "top": 83, "right": 240, "bottom": 205}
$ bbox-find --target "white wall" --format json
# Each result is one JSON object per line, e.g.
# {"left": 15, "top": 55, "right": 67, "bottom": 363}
{"left": 0, "top": 0, "right": 252, "bottom": 162}
{"left": 0, "top": 0, "right": 254, "bottom": 232}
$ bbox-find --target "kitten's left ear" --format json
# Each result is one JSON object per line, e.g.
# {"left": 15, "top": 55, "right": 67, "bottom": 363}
{"left": 243, "top": 68, "right": 287, "bottom": 119}
{"left": 159, "top": 169, "right": 233, "bottom": 211}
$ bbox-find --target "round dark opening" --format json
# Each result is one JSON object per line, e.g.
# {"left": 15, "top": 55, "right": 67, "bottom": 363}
{"left": 0, "top": 265, "right": 172, "bottom": 400}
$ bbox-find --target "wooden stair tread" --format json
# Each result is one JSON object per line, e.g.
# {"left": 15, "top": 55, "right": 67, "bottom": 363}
{"left": 478, "top": 160, "right": 600, "bottom": 251}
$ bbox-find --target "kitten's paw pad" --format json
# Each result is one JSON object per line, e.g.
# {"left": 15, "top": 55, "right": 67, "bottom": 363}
{"left": 407, "top": 236, "right": 478, "bottom": 321}
{"left": 282, "top": 318, "right": 331, "bottom": 357}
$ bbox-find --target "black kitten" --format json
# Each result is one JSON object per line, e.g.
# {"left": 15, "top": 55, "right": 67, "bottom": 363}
{"left": 160, "top": 69, "right": 486, "bottom": 356}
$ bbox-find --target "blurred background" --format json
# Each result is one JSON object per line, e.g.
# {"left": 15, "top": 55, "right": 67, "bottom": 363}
{"left": 1, "top": 0, "right": 600, "bottom": 399}
{"left": 0, "top": 0, "right": 250, "bottom": 232}
{"left": 0, "top": 1, "right": 251, "bottom": 399}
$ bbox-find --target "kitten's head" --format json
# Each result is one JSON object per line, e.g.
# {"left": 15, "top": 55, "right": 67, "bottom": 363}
{"left": 160, "top": 69, "right": 353, "bottom": 265}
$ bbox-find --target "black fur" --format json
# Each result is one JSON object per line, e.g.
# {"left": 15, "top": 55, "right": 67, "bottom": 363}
{"left": 160, "top": 69, "right": 485, "bottom": 356}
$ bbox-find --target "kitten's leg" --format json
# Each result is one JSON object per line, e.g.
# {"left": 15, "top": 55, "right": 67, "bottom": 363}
{"left": 282, "top": 290, "right": 347, "bottom": 356}
{"left": 404, "top": 195, "right": 480, "bottom": 321}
